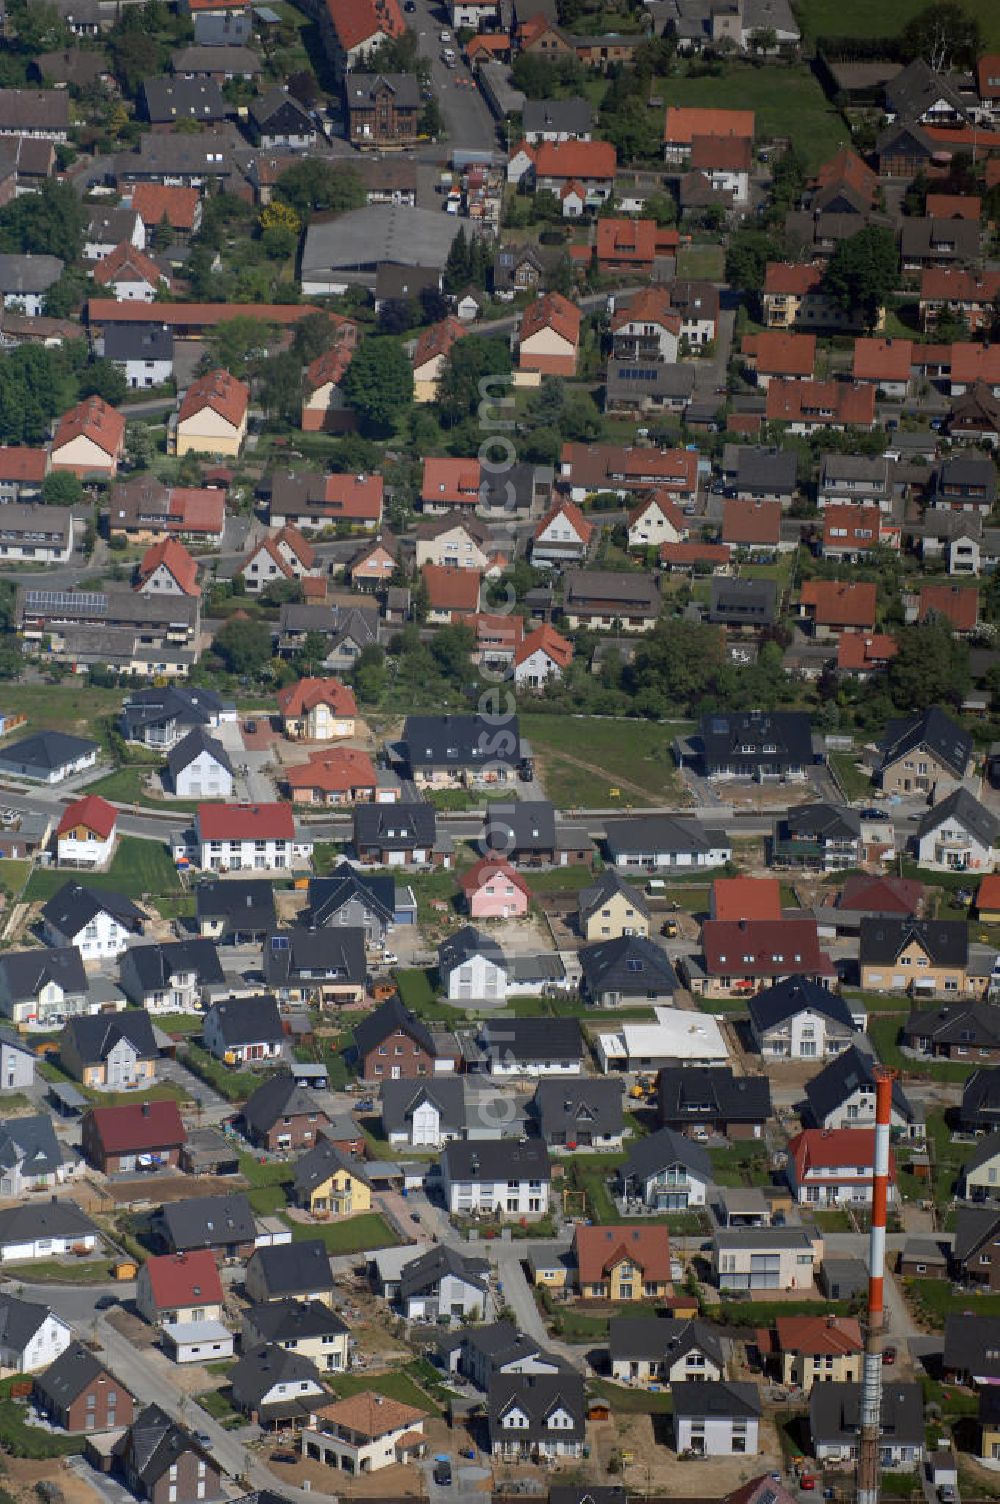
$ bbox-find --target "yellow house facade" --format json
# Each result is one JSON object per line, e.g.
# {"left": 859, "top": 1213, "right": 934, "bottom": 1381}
{"left": 580, "top": 885, "right": 650, "bottom": 942}
{"left": 304, "top": 1166, "right": 372, "bottom": 1218}
{"left": 171, "top": 369, "right": 249, "bottom": 458}
{"left": 861, "top": 934, "right": 970, "bottom": 997}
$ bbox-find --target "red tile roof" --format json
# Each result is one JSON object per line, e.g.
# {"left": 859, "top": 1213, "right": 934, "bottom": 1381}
{"left": 458, "top": 856, "right": 531, "bottom": 898}
{"left": 629, "top": 488, "right": 686, "bottom": 533}
{"left": 197, "top": 802, "right": 295, "bottom": 840}
{"left": 950, "top": 343, "right": 1000, "bottom": 387}
{"left": 763, "top": 262, "right": 823, "bottom": 296}
{"left": 925, "top": 193, "right": 981, "bottom": 220}
{"left": 919, "top": 583, "right": 979, "bottom": 632}
{"left": 144, "top": 1250, "right": 224, "bottom": 1309}
{"left": 701, "top": 918, "right": 833, "bottom": 978}
{"left": 178, "top": 368, "right": 249, "bottom": 430}
{"left": 87, "top": 1100, "right": 186, "bottom": 1155}
{"left": 53, "top": 396, "right": 125, "bottom": 458}
{"left": 305, "top": 343, "right": 354, "bottom": 393}
{"left": 788, "top": 1127, "right": 895, "bottom": 1185}
{"left": 722, "top": 498, "right": 781, "bottom": 546}
{"left": 412, "top": 316, "right": 465, "bottom": 372}
{"left": 712, "top": 877, "right": 782, "bottom": 922}
{"left": 168, "top": 487, "right": 226, "bottom": 536}
{"left": 285, "top": 747, "right": 377, "bottom": 794}
{"left": 87, "top": 300, "right": 323, "bottom": 327}
{"left": 530, "top": 139, "right": 616, "bottom": 181}
{"left": 322, "top": 472, "right": 383, "bottom": 522}
{"left": 129, "top": 183, "right": 200, "bottom": 232}
{"left": 813, "top": 147, "right": 877, "bottom": 202}
{"left": 137, "top": 538, "right": 200, "bottom": 596}
{"left": 56, "top": 794, "right": 117, "bottom": 841}
{"left": 327, "top": 0, "right": 404, "bottom": 52}
{"left": 690, "top": 134, "right": 752, "bottom": 171}
{"left": 743, "top": 330, "right": 816, "bottom": 378}
{"left": 92, "top": 242, "right": 167, "bottom": 291}
{"left": 533, "top": 497, "right": 593, "bottom": 545}
{"left": 245, "top": 524, "right": 316, "bottom": 583}
{"left": 574, "top": 1223, "right": 671, "bottom": 1283}
{"left": 836, "top": 633, "right": 898, "bottom": 671}
{"left": 852, "top": 337, "right": 913, "bottom": 383}
{"left": 519, "top": 290, "right": 580, "bottom": 347}
{"left": 659, "top": 541, "right": 731, "bottom": 568}
{"left": 514, "top": 623, "right": 573, "bottom": 671}
{"left": 775, "top": 1315, "right": 862, "bottom": 1357}
{"left": 0, "top": 446, "right": 47, "bottom": 482}
{"left": 421, "top": 562, "right": 481, "bottom": 613}
{"left": 823, "top": 503, "right": 883, "bottom": 551}
{"left": 421, "top": 457, "right": 481, "bottom": 506}
{"left": 977, "top": 54, "right": 1000, "bottom": 100}
{"left": 800, "top": 579, "right": 877, "bottom": 629}
{"left": 609, "top": 286, "right": 681, "bottom": 334}
{"left": 978, "top": 873, "right": 1000, "bottom": 912}
{"left": 276, "top": 677, "right": 357, "bottom": 719}
{"left": 597, "top": 218, "right": 658, "bottom": 263}
{"left": 839, "top": 873, "right": 923, "bottom": 915}
{"left": 921, "top": 267, "right": 1000, "bottom": 304}
{"left": 766, "top": 380, "right": 875, "bottom": 427}
{"left": 663, "top": 106, "right": 754, "bottom": 145}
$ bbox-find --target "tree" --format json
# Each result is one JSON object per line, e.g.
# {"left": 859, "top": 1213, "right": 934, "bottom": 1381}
{"left": 275, "top": 159, "right": 365, "bottom": 220}
{"left": 887, "top": 618, "right": 969, "bottom": 711}
{"left": 80, "top": 358, "right": 127, "bottom": 406}
{"left": 0, "top": 180, "right": 87, "bottom": 264}
{"left": 436, "top": 336, "right": 511, "bottom": 426}
{"left": 287, "top": 69, "right": 319, "bottom": 107}
{"left": 377, "top": 297, "right": 419, "bottom": 335}
{"left": 258, "top": 349, "right": 303, "bottom": 426}
{"left": 748, "top": 25, "right": 777, "bottom": 53}
{"left": 0, "top": 345, "right": 76, "bottom": 444}
{"left": 151, "top": 212, "right": 174, "bottom": 252}
{"left": 643, "top": 192, "right": 677, "bottom": 227}
{"left": 125, "top": 422, "right": 155, "bottom": 471}
{"left": 260, "top": 199, "right": 302, "bottom": 237}
{"left": 822, "top": 225, "right": 898, "bottom": 331}
{"left": 444, "top": 226, "right": 471, "bottom": 294}
{"left": 109, "top": 26, "right": 162, "bottom": 96}
{"left": 901, "top": 1, "right": 980, "bottom": 71}
{"left": 43, "top": 267, "right": 87, "bottom": 320}
{"left": 9, "top": 0, "right": 69, "bottom": 51}
{"left": 214, "top": 617, "right": 273, "bottom": 677}
{"left": 203, "top": 316, "right": 272, "bottom": 380}
{"left": 41, "top": 471, "right": 83, "bottom": 507}
{"left": 351, "top": 644, "right": 387, "bottom": 703}
{"left": 295, "top": 631, "right": 330, "bottom": 676}
{"left": 292, "top": 311, "right": 341, "bottom": 365}
{"left": 420, "top": 285, "right": 451, "bottom": 324}
{"left": 419, "top": 97, "right": 444, "bottom": 138}
{"left": 724, "top": 228, "right": 783, "bottom": 296}
{"left": 342, "top": 337, "right": 414, "bottom": 432}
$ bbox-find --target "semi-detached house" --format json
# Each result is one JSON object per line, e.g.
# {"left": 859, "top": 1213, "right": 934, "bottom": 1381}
{"left": 183, "top": 802, "right": 312, "bottom": 872}
{"left": 441, "top": 1140, "right": 551, "bottom": 1219}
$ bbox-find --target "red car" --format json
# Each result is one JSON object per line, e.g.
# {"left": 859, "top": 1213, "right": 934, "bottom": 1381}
{"left": 799, "top": 1476, "right": 817, "bottom": 1492}
{"left": 882, "top": 1346, "right": 897, "bottom": 1366}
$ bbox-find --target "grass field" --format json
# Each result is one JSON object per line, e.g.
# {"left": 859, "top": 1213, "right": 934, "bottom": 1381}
{"left": 0, "top": 860, "right": 32, "bottom": 897}
{"left": 663, "top": 64, "right": 848, "bottom": 171}
{"left": 87, "top": 765, "right": 204, "bottom": 814}
{"left": 676, "top": 244, "right": 725, "bottom": 280}
{"left": 280, "top": 1211, "right": 399, "bottom": 1253}
{"left": 828, "top": 751, "right": 872, "bottom": 802}
{"left": 324, "top": 1367, "right": 438, "bottom": 1412}
{"left": 794, "top": 0, "right": 1000, "bottom": 48}
{"left": 3, "top": 1258, "right": 116, "bottom": 1284}
{"left": 0, "top": 1397, "right": 84, "bottom": 1457}
{"left": 588, "top": 1378, "right": 674, "bottom": 1413}
{"left": 0, "top": 683, "right": 122, "bottom": 749}
{"left": 521, "top": 714, "right": 690, "bottom": 809}
{"left": 181, "top": 1043, "right": 273, "bottom": 1103}
{"left": 24, "top": 835, "right": 181, "bottom": 901}
{"left": 905, "top": 1277, "right": 1000, "bottom": 1325}
{"left": 868, "top": 1014, "right": 977, "bottom": 1084}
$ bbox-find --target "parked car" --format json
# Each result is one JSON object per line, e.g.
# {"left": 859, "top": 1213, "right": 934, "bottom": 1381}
{"left": 434, "top": 1460, "right": 452, "bottom": 1486}
{"left": 882, "top": 1346, "right": 896, "bottom": 1366}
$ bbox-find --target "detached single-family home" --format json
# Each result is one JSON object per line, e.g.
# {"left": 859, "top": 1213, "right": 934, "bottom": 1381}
{"left": 240, "top": 525, "right": 318, "bottom": 594}
{"left": 459, "top": 857, "right": 531, "bottom": 919}
{"left": 656, "top": 1067, "right": 772, "bottom": 1140}
{"left": 245, "top": 1240, "right": 336, "bottom": 1309}
{"left": 202, "top": 994, "right": 284, "bottom": 1065}
{"left": 673, "top": 1382, "right": 761, "bottom": 1457}
{"left": 154, "top": 1193, "right": 257, "bottom": 1260}
{"left": 573, "top": 1223, "right": 670, "bottom": 1300}
{"left": 93, "top": 242, "right": 168, "bottom": 302}
{"left": 530, "top": 1079, "right": 624, "bottom": 1151}
{"left": 748, "top": 977, "right": 860, "bottom": 1059}
{"left": 0, "top": 1115, "right": 69, "bottom": 1197}
{"left": 167, "top": 728, "right": 234, "bottom": 800}
{"left": 136, "top": 539, "right": 200, "bottom": 598}
{"left": 804, "top": 1043, "right": 921, "bottom": 1137}
{"left": 713, "top": 1225, "right": 821, "bottom": 1292}
{"left": 0, "top": 946, "right": 89, "bottom": 1029}
{"left": 903, "top": 1000, "right": 1000, "bottom": 1059}
{"left": 242, "top": 1299, "right": 350, "bottom": 1374}
{"left": 292, "top": 1138, "right": 373, "bottom": 1217}
{"left": 302, "top": 1391, "right": 427, "bottom": 1474}
{"left": 59, "top": 1010, "right": 158, "bottom": 1092}
{"left": 0, "top": 1201, "right": 99, "bottom": 1265}
{"left": 33, "top": 1341, "right": 135, "bottom": 1433}
{"left": 577, "top": 871, "right": 650, "bottom": 941}
{"left": 195, "top": 877, "right": 276, "bottom": 943}
{"left": 135, "top": 1250, "right": 225, "bottom": 1328}
{"left": 240, "top": 1070, "right": 332, "bottom": 1153}
{"left": 277, "top": 678, "right": 357, "bottom": 741}
{"left": 55, "top": 795, "right": 117, "bottom": 869}
{"left": 580, "top": 935, "right": 677, "bottom": 1008}
{"left": 352, "top": 994, "right": 448, "bottom": 1081}
{"left": 440, "top": 1140, "right": 551, "bottom": 1219}
{"left": 487, "top": 1372, "right": 585, "bottom": 1459}
{"left": 619, "top": 1128, "right": 711, "bottom": 1210}
{"left": 50, "top": 396, "right": 125, "bottom": 479}
{"left": 0, "top": 731, "right": 98, "bottom": 785}
{"left": 916, "top": 787, "right": 998, "bottom": 872}
{"left": 474, "top": 1017, "right": 583, "bottom": 1077}
{"left": 610, "top": 1316, "right": 724, "bottom": 1386}
{"left": 41, "top": 882, "right": 145, "bottom": 963}
{"left": 810, "top": 1382, "right": 924, "bottom": 1470}
{"left": 81, "top": 1100, "right": 186, "bottom": 1174}
{"left": 876, "top": 706, "right": 974, "bottom": 798}
{"left": 0, "top": 1293, "right": 72, "bottom": 1373}
{"left": 396, "top": 1244, "right": 491, "bottom": 1323}
{"left": 379, "top": 1078, "right": 467, "bottom": 1148}
{"left": 228, "top": 1343, "right": 328, "bottom": 1427}
{"left": 517, "top": 291, "right": 581, "bottom": 378}
{"left": 531, "top": 498, "right": 593, "bottom": 568}
{"left": 171, "top": 368, "right": 249, "bottom": 458}
{"left": 787, "top": 1127, "right": 896, "bottom": 1206}
{"left": 112, "top": 1404, "right": 222, "bottom": 1504}
{"left": 771, "top": 1315, "right": 863, "bottom": 1393}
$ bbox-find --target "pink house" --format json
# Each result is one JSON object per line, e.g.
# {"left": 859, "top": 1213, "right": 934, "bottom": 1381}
{"left": 459, "top": 858, "right": 531, "bottom": 919}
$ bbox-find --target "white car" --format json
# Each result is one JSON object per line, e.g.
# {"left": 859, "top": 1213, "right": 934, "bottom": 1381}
{"left": 442, "top": 46, "right": 457, "bottom": 64}
{"left": 382, "top": 951, "right": 399, "bottom": 967}
{"left": 439, "top": 27, "right": 451, "bottom": 39}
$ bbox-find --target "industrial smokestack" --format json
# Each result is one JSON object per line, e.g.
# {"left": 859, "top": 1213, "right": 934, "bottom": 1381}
{"left": 857, "top": 1067, "right": 895, "bottom": 1504}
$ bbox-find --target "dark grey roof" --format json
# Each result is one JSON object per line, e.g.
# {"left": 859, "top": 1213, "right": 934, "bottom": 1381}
{"left": 439, "top": 925, "right": 506, "bottom": 978}
{"left": 609, "top": 1315, "right": 724, "bottom": 1367}
{"left": 907, "top": 1001, "right": 1000, "bottom": 1050}
{"left": 483, "top": 800, "right": 555, "bottom": 854}
{"left": 398, "top": 1243, "right": 489, "bottom": 1301}
{"left": 936, "top": 455, "right": 998, "bottom": 502}
{"left": 353, "top": 801, "right": 437, "bottom": 851}
{"left": 229, "top": 1342, "right": 324, "bottom": 1410}
{"left": 401, "top": 713, "right": 522, "bottom": 773}
{"left": 172, "top": 44, "right": 261, "bottom": 74}
{"left": 860, "top": 916, "right": 968, "bottom": 969}
{"left": 707, "top": 577, "right": 777, "bottom": 624}
{"left": 656, "top": 1066, "right": 771, "bottom": 1126}
{"left": 0, "top": 254, "right": 63, "bottom": 295}
{"left": 622, "top": 1126, "right": 711, "bottom": 1185}
{"left": 245, "top": 1299, "right": 348, "bottom": 1346}
{"left": 292, "top": 1138, "right": 371, "bottom": 1197}
{"left": 123, "top": 938, "right": 224, "bottom": 998}
{"left": 488, "top": 1372, "right": 585, "bottom": 1443}
{"left": 698, "top": 710, "right": 813, "bottom": 770}
{"left": 352, "top": 994, "right": 436, "bottom": 1061}
{"left": 61, "top": 1010, "right": 157, "bottom": 1067}
{"left": 530, "top": 1079, "right": 624, "bottom": 1140}
{"left": 748, "top": 976, "right": 857, "bottom": 1036}
{"left": 579, "top": 935, "right": 677, "bottom": 998}
{"left": 578, "top": 870, "right": 649, "bottom": 924}
{"left": 0, "top": 1292, "right": 59, "bottom": 1353}
{"left": 961, "top": 1068, "right": 1000, "bottom": 1128}
{"left": 122, "top": 685, "right": 223, "bottom": 739}
{"left": 104, "top": 323, "right": 174, "bottom": 363}
{"left": 242, "top": 1070, "right": 328, "bottom": 1137}
{"left": 733, "top": 446, "right": 798, "bottom": 493}
{"left": 952, "top": 1206, "right": 1000, "bottom": 1264}
{"left": 34, "top": 1340, "right": 117, "bottom": 1409}
{"left": 885, "top": 58, "right": 966, "bottom": 122}
{"left": 195, "top": 877, "right": 276, "bottom": 935}
{"left": 606, "top": 361, "right": 696, "bottom": 402}
{"left": 478, "top": 1016, "right": 583, "bottom": 1065}
{"left": 157, "top": 1192, "right": 256, "bottom": 1253}
{"left": 0, "top": 731, "right": 97, "bottom": 774}
{"left": 945, "top": 1312, "right": 1000, "bottom": 1378}
{"left": 604, "top": 815, "right": 724, "bottom": 858}
{"left": 379, "top": 1077, "right": 466, "bottom": 1137}
{"left": 714, "top": 1225, "right": 816, "bottom": 1253}
{"left": 522, "top": 96, "right": 594, "bottom": 135}
{"left": 809, "top": 1380, "right": 923, "bottom": 1445}
{"left": 0, "top": 945, "right": 86, "bottom": 1003}
{"left": 917, "top": 786, "right": 999, "bottom": 848}
{"left": 820, "top": 453, "right": 890, "bottom": 486}
{"left": 965, "top": 1129, "right": 1000, "bottom": 1179}
{"left": 442, "top": 1139, "right": 551, "bottom": 1183}
{"left": 42, "top": 883, "right": 144, "bottom": 940}
{"left": 564, "top": 569, "right": 660, "bottom": 613}
{"left": 205, "top": 994, "right": 283, "bottom": 1046}
{"left": 0, "top": 1200, "right": 98, "bottom": 1247}
{"left": 345, "top": 73, "right": 420, "bottom": 110}
{"left": 112, "top": 1403, "right": 214, "bottom": 1487}
{"left": 248, "top": 1239, "right": 334, "bottom": 1299}
{"left": 671, "top": 1380, "right": 760, "bottom": 1419}
{"left": 264, "top": 926, "right": 366, "bottom": 990}
{"left": 803, "top": 1043, "right": 915, "bottom": 1127}
{"left": 166, "top": 727, "right": 234, "bottom": 783}
{"left": 308, "top": 862, "right": 394, "bottom": 927}
{"left": 782, "top": 802, "right": 861, "bottom": 842}
{"left": 142, "top": 75, "right": 228, "bottom": 123}
{"left": 877, "top": 707, "right": 973, "bottom": 781}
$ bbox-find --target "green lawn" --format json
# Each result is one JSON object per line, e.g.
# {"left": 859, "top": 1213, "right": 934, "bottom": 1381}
{"left": 905, "top": 1277, "right": 1000, "bottom": 1326}
{"left": 676, "top": 244, "right": 725, "bottom": 281}
{"left": 868, "top": 1015, "right": 977, "bottom": 1083}
{"left": 0, "top": 1398, "right": 84, "bottom": 1457}
{"left": 280, "top": 1211, "right": 399, "bottom": 1253}
{"left": 588, "top": 1378, "right": 673, "bottom": 1413}
{"left": 663, "top": 64, "right": 848, "bottom": 171}
{"left": 795, "top": 0, "right": 1000, "bottom": 48}
{"left": 87, "top": 765, "right": 205, "bottom": 815}
{"left": 181, "top": 1043, "right": 275, "bottom": 1103}
{"left": 2, "top": 1258, "right": 116, "bottom": 1284}
{"left": 0, "top": 860, "right": 32, "bottom": 896}
{"left": 520, "top": 714, "right": 691, "bottom": 809}
{"left": 24, "top": 835, "right": 181, "bottom": 901}
{"left": 0, "top": 683, "right": 124, "bottom": 750}
{"left": 828, "top": 750, "right": 872, "bottom": 802}
{"left": 323, "top": 1366, "right": 438, "bottom": 1413}
{"left": 195, "top": 1389, "right": 243, "bottom": 1428}
{"left": 238, "top": 1152, "right": 294, "bottom": 1214}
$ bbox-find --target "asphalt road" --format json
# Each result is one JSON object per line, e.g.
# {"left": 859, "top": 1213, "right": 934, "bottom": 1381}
{"left": 409, "top": 0, "right": 498, "bottom": 154}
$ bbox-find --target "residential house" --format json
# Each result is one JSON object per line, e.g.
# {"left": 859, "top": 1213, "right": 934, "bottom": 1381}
{"left": 59, "top": 1011, "right": 157, "bottom": 1092}
{"left": 695, "top": 919, "right": 837, "bottom": 1000}
{"left": 619, "top": 1127, "right": 711, "bottom": 1210}
{"left": 118, "top": 938, "right": 224, "bottom": 1015}
{"left": 952, "top": 1208, "right": 1000, "bottom": 1288}
{"left": 562, "top": 569, "right": 661, "bottom": 632}
{"left": 228, "top": 1343, "right": 328, "bottom": 1427}
{"left": 306, "top": 863, "right": 401, "bottom": 947}
{"left": 439, "top": 1320, "right": 562, "bottom": 1388}
{"left": 242, "top": 1300, "right": 350, "bottom": 1374}
{"left": 380, "top": 1078, "right": 467, "bottom": 1148}
{"left": 903, "top": 1001, "right": 1000, "bottom": 1059}
{"left": 171, "top": 368, "right": 248, "bottom": 457}
{"left": 0, "top": 1293, "right": 72, "bottom": 1373}
{"left": 610, "top": 1316, "right": 724, "bottom": 1386}
{"left": 771, "top": 1316, "right": 862, "bottom": 1393}
{"left": 713, "top": 1225, "right": 821, "bottom": 1292}
{"left": 167, "top": 728, "right": 234, "bottom": 800}
{"left": 917, "top": 581, "right": 980, "bottom": 633}
{"left": 397, "top": 1244, "right": 491, "bottom": 1322}
{"left": 352, "top": 802, "right": 445, "bottom": 869}
{"left": 128, "top": 184, "right": 202, "bottom": 239}
{"left": 604, "top": 814, "right": 731, "bottom": 872}
{"left": 422, "top": 563, "right": 481, "bottom": 622}
{"left": 530, "top": 1080, "right": 624, "bottom": 1151}
{"left": 345, "top": 73, "right": 419, "bottom": 148}
{"left": 109, "top": 477, "right": 224, "bottom": 547}
{"left": 103, "top": 323, "right": 175, "bottom": 390}
{"left": 560, "top": 442, "right": 698, "bottom": 506}
{"left": 459, "top": 857, "right": 531, "bottom": 920}
{"left": 508, "top": 139, "right": 616, "bottom": 208}
{"left": 0, "top": 1030, "right": 36, "bottom": 1092}
{"left": 0, "top": 946, "right": 88, "bottom": 1028}
{"left": 81, "top": 1100, "right": 185, "bottom": 1174}
{"left": 932, "top": 456, "right": 997, "bottom": 513}
{"left": 0, "top": 1115, "right": 68, "bottom": 1196}
{"left": 875, "top": 707, "right": 974, "bottom": 797}
{"left": 112, "top": 1404, "right": 221, "bottom": 1504}
{"left": 487, "top": 1372, "right": 585, "bottom": 1458}
{"left": 723, "top": 446, "right": 798, "bottom": 505}
{"left": 240, "top": 526, "right": 317, "bottom": 595}
{"left": 818, "top": 454, "right": 894, "bottom": 509}
{"left": 292, "top": 1138, "right": 372, "bottom": 1218}
{"left": 264, "top": 925, "right": 367, "bottom": 1007}
{"left": 245, "top": 1241, "right": 336, "bottom": 1308}
{"left": 577, "top": 871, "right": 649, "bottom": 941}
{"left": 41, "top": 883, "right": 144, "bottom": 963}
{"left": 530, "top": 498, "right": 593, "bottom": 567}
{"left": 580, "top": 935, "right": 677, "bottom": 1007}
{"left": 673, "top": 1382, "right": 761, "bottom": 1456}
{"left": 860, "top": 917, "right": 970, "bottom": 997}
{"left": 33, "top": 1342, "right": 134, "bottom": 1434}
{"left": 136, "top": 539, "right": 200, "bottom": 599}
{"left": 50, "top": 395, "right": 125, "bottom": 478}
{"left": 440, "top": 1140, "right": 552, "bottom": 1219}
{"left": 412, "top": 317, "right": 465, "bottom": 403}
{"left": 748, "top": 977, "right": 859, "bottom": 1060}
{"left": 353, "top": 994, "right": 445, "bottom": 1081}
{"left": 93, "top": 243, "right": 168, "bottom": 302}
{"left": 185, "top": 801, "right": 311, "bottom": 872}
{"left": 0, "top": 731, "right": 97, "bottom": 785}
{"left": 414, "top": 517, "right": 494, "bottom": 573}
{"left": 809, "top": 1382, "right": 923, "bottom": 1470}
{"left": 628, "top": 490, "right": 686, "bottom": 550}
{"left": 240, "top": 1071, "right": 332, "bottom": 1153}
{"left": 482, "top": 801, "right": 590, "bottom": 868}
{"left": 961, "top": 1132, "right": 1000, "bottom": 1202}
{"left": 799, "top": 580, "right": 877, "bottom": 638}
{"left": 770, "top": 804, "right": 864, "bottom": 872}
{"left": 55, "top": 795, "right": 117, "bottom": 869}
{"left": 248, "top": 88, "right": 315, "bottom": 149}
{"left": 762, "top": 262, "right": 874, "bottom": 332}
{"left": 419, "top": 456, "right": 481, "bottom": 515}
{"left": 609, "top": 287, "right": 681, "bottom": 364}
{"left": 135, "top": 1250, "right": 224, "bottom": 1327}
{"left": 154, "top": 1193, "right": 257, "bottom": 1261}
{"left": 0, "top": 447, "right": 47, "bottom": 502}
{"left": 961, "top": 1068, "right": 1000, "bottom": 1133}
{"left": 766, "top": 379, "right": 876, "bottom": 432}
{"left": 656, "top": 1067, "right": 771, "bottom": 1140}
{"left": 573, "top": 1223, "right": 670, "bottom": 1300}
{"left": 916, "top": 788, "right": 998, "bottom": 872}
{"left": 513, "top": 624, "right": 574, "bottom": 688}
{"left": 276, "top": 679, "right": 357, "bottom": 742}
{"left": 787, "top": 1127, "right": 896, "bottom": 1206}
{"left": 852, "top": 338, "right": 912, "bottom": 398}
{"left": 0, "top": 504, "right": 73, "bottom": 567}
{"left": 662, "top": 106, "right": 754, "bottom": 165}
{"left": 0, "top": 253, "right": 63, "bottom": 317}
{"left": 195, "top": 878, "right": 276, "bottom": 943}
{"left": 400, "top": 712, "right": 525, "bottom": 787}
{"left": 0, "top": 1201, "right": 98, "bottom": 1262}
{"left": 920, "top": 268, "right": 1000, "bottom": 333}
{"left": 302, "top": 1391, "right": 426, "bottom": 1473}
{"left": 0, "top": 89, "right": 69, "bottom": 141}
{"left": 474, "top": 1017, "right": 583, "bottom": 1077}
{"left": 202, "top": 994, "right": 284, "bottom": 1065}
{"left": 804, "top": 1044, "right": 920, "bottom": 1137}
{"left": 694, "top": 709, "right": 814, "bottom": 782}
{"left": 517, "top": 291, "right": 581, "bottom": 379}
{"left": 141, "top": 75, "right": 228, "bottom": 127}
